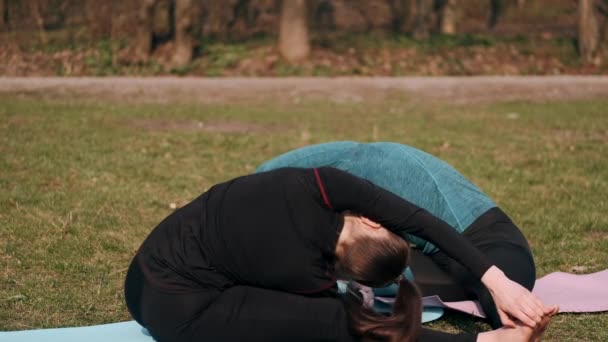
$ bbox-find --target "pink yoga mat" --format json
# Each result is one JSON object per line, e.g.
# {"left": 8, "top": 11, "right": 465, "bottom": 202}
{"left": 532, "top": 270, "right": 608, "bottom": 313}
{"left": 377, "top": 270, "right": 608, "bottom": 318}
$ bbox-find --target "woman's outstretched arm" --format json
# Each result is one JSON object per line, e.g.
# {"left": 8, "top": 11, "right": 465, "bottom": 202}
{"left": 312, "top": 166, "right": 549, "bottom": 327}
{"left": 313, "top": 166, "right": 491, "bottom": 278}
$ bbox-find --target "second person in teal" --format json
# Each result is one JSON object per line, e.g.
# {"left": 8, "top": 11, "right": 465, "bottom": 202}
{"left": 257, "top": 141, "right": 545, "bottom": 332}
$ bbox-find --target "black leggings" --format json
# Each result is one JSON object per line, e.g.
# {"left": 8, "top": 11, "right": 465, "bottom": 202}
{"left": 413, "top": 207, "right": 536, "bottom": 342}
{"left": 125, "top": 259, "right": 353, "bottom": 342}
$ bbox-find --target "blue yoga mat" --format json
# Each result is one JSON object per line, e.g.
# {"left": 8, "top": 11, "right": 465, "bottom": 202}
{"left": 373, "top": 301, "right": 444, "bottom": 323}
{"left": 0, "top": 321, "right": 153, "bottom": 342}
{"left": 0, "top": 313, "right": 444, "bottom": 342}
{"left": 2, "top": 267, "right": 444, "bottom": 341}
{"left": 0, "top": 313, "right": 445, "bottom": 341}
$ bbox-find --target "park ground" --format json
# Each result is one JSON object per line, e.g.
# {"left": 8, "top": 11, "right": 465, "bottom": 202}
{"left": 1, "top": 77, "right": 607, "bottom": 340}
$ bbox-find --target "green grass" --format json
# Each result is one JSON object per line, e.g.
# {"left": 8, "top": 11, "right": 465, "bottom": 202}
{"left": 1, "top": 93, "right": 607, "bottom": 340}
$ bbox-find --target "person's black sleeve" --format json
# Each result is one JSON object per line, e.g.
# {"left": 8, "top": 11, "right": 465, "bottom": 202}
{"left": 313, "top": 167, "right": 493, "bottom": 279}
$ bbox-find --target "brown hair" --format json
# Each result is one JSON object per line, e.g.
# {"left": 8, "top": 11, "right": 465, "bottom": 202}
{"left": 339, "top": 232, "right": 422, "bottom": 342}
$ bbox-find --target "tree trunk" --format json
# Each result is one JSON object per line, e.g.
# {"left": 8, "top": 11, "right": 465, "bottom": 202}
{"left": 0, "top": 0, "right": 6, "bottom": 31}
{"left": 109, "top": 0, "right": 118, "bottom": 68}
{"left": 413, "top": 0, "right": 433, "bottom": 40}
{"left": 405, "top": 0, "right": 418, "bottom": 33}
{"left": 604, "top": 1, "right": 608, "bottom": 48}
{"left": 488, "top": 0, "right": 503, "bottom": 29}
{"left": 134, "top": 0, "right": 156, "bottom": 62}
{"left": 30, "top": 0, "right": 48, "bottom": 44}
{"left": 579, "top": 0, "right": 600, "bottom": 64}
{"left": 439, "top": 0, "right": 458, "bottom": 35}
{"left": 203, "top": 1, "right": 233, "bottom": 38}
{"left": 517, "top": 0, "right": 526, "bottom": 9}
{"left": 278, "top": 0, "right": 310, "bottom": 63}
{"left": 172, "top": 0, "right": 194, "bottom": 68}
{"left": 390, "top": 0, "right": 417, "bottom": 33}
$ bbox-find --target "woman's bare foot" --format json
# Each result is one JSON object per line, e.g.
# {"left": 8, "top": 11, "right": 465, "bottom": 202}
{"left": 531, "top": 305, "right": 559, "bottom": 342}
{"left": 477, "top": 306, "right": 558, "bottom": 342}
{"left": 477, "top": 324, "right": 535, "bottom": 342}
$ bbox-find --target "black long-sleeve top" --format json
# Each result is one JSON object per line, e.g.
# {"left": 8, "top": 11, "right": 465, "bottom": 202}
{"left": 136, "top": 167, "right": 492, "bottom": 294}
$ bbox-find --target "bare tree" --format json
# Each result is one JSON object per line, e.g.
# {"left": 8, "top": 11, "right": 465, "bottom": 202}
{"left": 392, "top": 0, "right": 449, "bottom": 38}
{"left": 488, "top": 0, "right": 504, "bottom": 29}
{"left": 278, "top": 0, "right": 310, "bottom": 63}
{"left": 603, "top": 1, "right": 608, "bottom": 47}
{"left": 134, "top": 0, "right": 157, "bottom": 62}
{"left": 314, "top": 0, "right": 335, "bottom": 32}
{"left": 412, "top": 0, "right": 434, "bottom": 40}
{"left": 579, "top": 0, "right": 601, "bottom": 64}
{"left": 438, "top": 0, "right": 458, "bottom": 34}
{"left": 202, "top": 0, "right": 237, "bottom": 38}
{"left": 130, "top": 0, "right": 195, "bottom": 66}
{"left": 172, "top": 0, "right": 194, "bottom": 67}
{"left": 0, "top": 0, "right": 6, "bottom": 31}
{"left": 87, "top": 1, "right": 113, "bottom": 38}
{"left": 517, "top": 0, "right": 526, "bottom": 9}
{"left": 30, "top": 0, "right": 49, "bottom": 44}
{"left": 390, "top": 0, "right": 417, "bottom": 33}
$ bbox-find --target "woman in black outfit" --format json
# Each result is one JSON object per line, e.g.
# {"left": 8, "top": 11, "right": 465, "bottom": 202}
{"left": 125, "top": 167, "right": 554, "bottom": 342}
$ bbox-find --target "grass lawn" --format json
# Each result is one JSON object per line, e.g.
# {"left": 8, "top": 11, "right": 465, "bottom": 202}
{"left": 1, "top": 91, "right": 607, "bottom": 340}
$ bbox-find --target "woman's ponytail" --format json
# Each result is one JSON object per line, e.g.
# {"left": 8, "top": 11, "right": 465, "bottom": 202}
{"left": 344, "top": 279, "right": 421, "bottom": 341}
{"left": 337, "top": 220, "right": 423, "bottom": 341}
{"left": 392, "top": 279, "right": 422, "bottom": 341}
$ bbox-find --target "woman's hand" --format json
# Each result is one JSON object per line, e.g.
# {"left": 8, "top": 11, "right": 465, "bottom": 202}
{"left": 481, "top": 266, "right": 552, "bottom": 328}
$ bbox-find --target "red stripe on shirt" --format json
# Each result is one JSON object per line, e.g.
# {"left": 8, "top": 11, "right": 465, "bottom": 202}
{"left": 314, "top": 168, "right": 333, "bottom": 209}
{"left": 294, "top": 279, "right": 336, "bottom": 294}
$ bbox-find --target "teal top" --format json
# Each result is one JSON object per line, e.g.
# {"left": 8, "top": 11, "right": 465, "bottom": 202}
{"left": 257, "top": 141, "right": 496, "bottom": 254}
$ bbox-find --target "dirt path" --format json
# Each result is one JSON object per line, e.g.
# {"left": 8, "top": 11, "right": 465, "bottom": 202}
{"left": 1, "top": 76, "right": 607, "bottom": 104}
